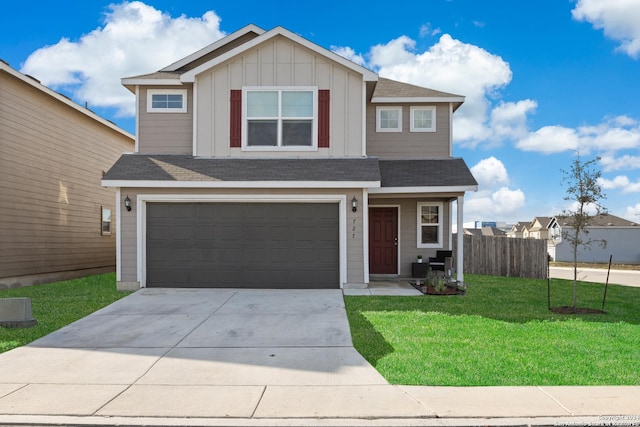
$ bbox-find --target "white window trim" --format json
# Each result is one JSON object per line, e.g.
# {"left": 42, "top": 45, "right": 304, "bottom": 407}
{"left": 147, "top": 89, "right": 188, "bottom": 113}
{"left": 241, "top": 86, "right": 318, "bottom": 151}
{"left": 410, "top": 106, "right": 436, "bottom": 132}
{"left": 376, "top": 106, "right": 402, "bottom": 132}
{"left": 417, "top": 202, "right": 443, "bottom": 249}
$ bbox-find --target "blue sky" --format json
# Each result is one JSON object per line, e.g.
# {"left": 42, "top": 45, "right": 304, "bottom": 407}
{"left": 2, "top": 0, "right": 640, "bottom": 224}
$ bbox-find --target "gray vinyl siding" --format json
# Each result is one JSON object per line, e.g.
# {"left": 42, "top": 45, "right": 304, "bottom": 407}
{"left": 369, "top": 197, "right": 452, "bottom": 277}
{"left": 555, "top": 228, "right": 640, "bottom": 264}
{"left": 194, "top": 35, "right": 365, "bottom": 158}
{"left": 365, "top": 103, "right": 451, "bottom": 159}
{"left": 137, "top": 85, "right": 193, "bottom": 155}
{"left": 0, "top": 70, "right": 134, "bottom": 281}
{"left": 117, "top": 187, "right": 366, "bottom": 286}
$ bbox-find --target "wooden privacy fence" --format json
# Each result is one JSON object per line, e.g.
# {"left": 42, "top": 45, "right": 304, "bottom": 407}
{"left": 453, "top": 235, "right": 547, "bottom": 279}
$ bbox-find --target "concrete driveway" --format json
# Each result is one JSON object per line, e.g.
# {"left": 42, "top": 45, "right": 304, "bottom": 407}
{"left": 0, "top": 288, "right": 432, "bottom": 420}
{"left": 2, "top": 287, "right": 639, "bottom": 426}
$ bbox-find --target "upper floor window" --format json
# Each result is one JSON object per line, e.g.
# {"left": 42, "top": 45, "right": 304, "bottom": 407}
{"left": 147, "top": 89, "right": 187, "bottom": 113}
{"left": 410, "top": 106, "right": 436, "bottom": 132}
{"left": 417, "top": 202, "right": 443, "bottom": 248}
{"left": 243, "top": 87, "right": 317, "bottom": 150}
{"left": 376, "top": 106, "right": 402, "bottom": 132}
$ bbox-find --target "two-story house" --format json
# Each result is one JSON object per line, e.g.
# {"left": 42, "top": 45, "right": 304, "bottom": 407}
{"left": 102, "top": 25, "right": 478, "bottom": 290}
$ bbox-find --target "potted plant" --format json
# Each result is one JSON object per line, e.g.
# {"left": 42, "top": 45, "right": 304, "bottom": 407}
{"left": 417, "top": 255, "right": 423, "bottom": 263}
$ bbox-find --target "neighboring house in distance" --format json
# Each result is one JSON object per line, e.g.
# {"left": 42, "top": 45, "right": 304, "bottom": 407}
{"left": 555, "top": 213, "right": 640, "bottom": 264}
{"left": 506, "top": 221, "right": 530, "bottom": 239}
{"left": 0, "top": 61, "right": 135, "bottom": 288}
{"left": 463, "top": 227, "right": 506, "bottom": 237}
{"left": 102, "top": 25, "right": 478, "bottom": 290}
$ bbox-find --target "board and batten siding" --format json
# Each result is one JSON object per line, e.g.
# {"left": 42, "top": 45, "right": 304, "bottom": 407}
{"left": 137, "top": 85, "right": 193, "bottom": 155}
{"left": 0, "top": 69, "right": 134, "bottom": 283}
{"left": 194, "top": 35, "right": 365, "bottom": 158}
{"left": 365, "top": 103, "right": 451, "bottom": 159}
{"left": 117, "top": 187, "right": 366, "bottom": 287}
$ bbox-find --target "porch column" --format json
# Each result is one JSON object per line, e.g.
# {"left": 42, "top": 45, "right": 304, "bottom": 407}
{"left": 457, "top": 195, "right": 464, "bottom": 283}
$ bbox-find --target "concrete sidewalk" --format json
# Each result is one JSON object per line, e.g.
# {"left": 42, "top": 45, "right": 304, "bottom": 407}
{"left": 0, "top": 287, "right": 638, "bottom": 426}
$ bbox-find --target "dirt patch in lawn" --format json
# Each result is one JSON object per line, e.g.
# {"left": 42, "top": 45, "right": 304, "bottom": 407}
{"left": 550, "top": 306, "right": 606, "bottom": 315}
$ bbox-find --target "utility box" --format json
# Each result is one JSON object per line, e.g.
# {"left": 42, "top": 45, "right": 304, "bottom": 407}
{"left": 0, "top": 298, "right": 38, "bottom": 328}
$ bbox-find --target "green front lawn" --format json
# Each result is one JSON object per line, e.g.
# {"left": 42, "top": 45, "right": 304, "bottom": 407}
{"left": 0, "top": 273, "right": 129, "bottom": 353}
{"left": 345, "top": 274, "right": 640, "bottom": 386}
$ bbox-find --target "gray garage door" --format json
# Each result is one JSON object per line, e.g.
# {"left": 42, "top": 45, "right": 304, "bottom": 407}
{"left": 146, "top": 203, "right": 339, "bottom": 288}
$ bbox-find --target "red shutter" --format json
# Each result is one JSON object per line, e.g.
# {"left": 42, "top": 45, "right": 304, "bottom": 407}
{"left": 318, "top": 89, "right": 330, "bottom": 148}
{"left": 230, "top": 90, "right": 242, "bottom": 147}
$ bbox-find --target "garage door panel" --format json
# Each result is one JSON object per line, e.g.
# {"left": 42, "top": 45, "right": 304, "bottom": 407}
{"left": 146, "top": 203, "right": 339, "bottom": 288}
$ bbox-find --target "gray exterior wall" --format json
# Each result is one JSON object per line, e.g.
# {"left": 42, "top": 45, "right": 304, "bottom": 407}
{"left": 0, "top": 67, "right": 135, "bottom": 285}
{"left": 118, "top": 187, "right": 366, "bottom": 287}
{"left": 555, "top": 228, "right": 640, "bottom": 264}
{"left": 365, "top": 103, "right": 451, "bottom": 159}
{"left": 369, "top": 196, "right": 453, "bottom": 277}
{"left": 193, "top": 35, "right": 365, "bottom": 158}
{"left": 137, "top": 85, "right": 193, "bottom": 155}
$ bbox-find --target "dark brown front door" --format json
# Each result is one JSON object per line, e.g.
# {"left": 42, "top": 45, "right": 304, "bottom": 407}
{"left": 369, "top": 207, "right": 398, "bottom": 274}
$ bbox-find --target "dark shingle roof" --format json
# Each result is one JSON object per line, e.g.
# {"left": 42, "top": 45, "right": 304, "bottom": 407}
{"left": 373, "top": 78, "right": 463, "bottom": 99}
{"left": 378, "top": 159, "right": 478, "bottom": 188}
{"left": 103, "top": 155, "right": 381, "bottom": 182}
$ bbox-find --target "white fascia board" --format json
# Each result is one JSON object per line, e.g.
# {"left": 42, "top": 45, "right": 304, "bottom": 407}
{"left": 161, "top": 24, "right": 266, "bottom": 72}
{"left": 371, "top": 96, "right": 466, "bottom": 103}
{"left": 370, "top": 185, "right": 478, "bottom": 194}
{"left": 120, "top": 78, "right": 183, "bottom": 86}
{"left": 1, "top": 62, "right": 134, "bottom": 140}
{"left": 102, "top": 180, "right": 382, "bottom": 189}
{"left": 181, "top": 26, "right": 378, "bottom": 83}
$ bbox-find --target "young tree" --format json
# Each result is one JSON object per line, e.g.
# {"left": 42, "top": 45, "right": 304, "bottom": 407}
{"left": 560, "top": 153, "right": 606, "bottom": 308}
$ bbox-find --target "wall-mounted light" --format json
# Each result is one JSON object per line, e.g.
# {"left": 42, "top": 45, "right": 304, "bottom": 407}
{"left": 351, "top": 196, "right": 358, "bottom": 213}
{"left": 124, "top": 195, "right": 132, "bottom": 212}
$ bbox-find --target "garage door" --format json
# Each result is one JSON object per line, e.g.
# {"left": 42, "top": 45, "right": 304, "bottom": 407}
{"left": 146, "top": 203, "right": 339, "bottom": 288}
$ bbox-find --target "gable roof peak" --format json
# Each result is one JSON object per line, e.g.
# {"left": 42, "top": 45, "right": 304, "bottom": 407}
{"left": 180, "top": 25, "right": 378, "bottom": 83}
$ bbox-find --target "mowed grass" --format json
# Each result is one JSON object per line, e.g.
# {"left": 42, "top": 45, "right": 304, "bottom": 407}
{"left": 0, "top": 273, "right": 129, "bottom": 353}
{"left": 345, "top": 274, "right": 640, "bottom": 386}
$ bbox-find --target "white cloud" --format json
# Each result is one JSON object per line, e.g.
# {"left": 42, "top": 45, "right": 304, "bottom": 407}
{"left": 470, "top": 156, "right": 509, "bottom": 189}
{"left": 516, "top": 126, "right": 580, "bottom": 153}
{"left": 625, "top": 203, "right": 640, "bottom": 220}
{"left": 331, "top": 46, "right": 366, "bottom": 66}
{"left": 600, "top": 154, "right": 640, "bottom": 171}
{"left": 21, "top": 1, "right": 225, "bottom": 116}
{"left": 599, "top": 175, "right": 640, "bottom": 192}
{"left": 367, "top": 34, "right": 516, "bottom": 147}
{"left": 572, "top": 0, "right": 640, "bottom": 58}
{"left": 489, "top": 99, "right": 538, "bottom": 141}
{"left": 465, "top": 158, "right": 526, "bottom": 220}
{"left": 419, "top": 23, "right": 442, "bottom": 37}
{"left": 516, "top": 116, "right": 640, "bottom": 154}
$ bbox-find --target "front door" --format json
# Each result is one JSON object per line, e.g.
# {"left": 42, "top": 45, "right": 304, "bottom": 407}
{"left": 369, "top": 207, "right": 398, "bottom": 274}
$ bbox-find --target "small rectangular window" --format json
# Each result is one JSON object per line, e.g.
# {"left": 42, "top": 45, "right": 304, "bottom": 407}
{"left": 101, "top": 207, "right": 112, "bottom": 236}
{"left": 417, "top": 202, "right": 442, "bottom": 248}
{"left": 410, "top": 106, "right": 436, "bottom": 132}
{"left": 376, "top": 106, "right": 402, "bottom": 132}
{"left": 147, "top": 89, "right": 187, "bottom": 113}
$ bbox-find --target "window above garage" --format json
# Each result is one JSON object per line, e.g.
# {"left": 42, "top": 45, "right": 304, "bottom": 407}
{"left": 243, "top": 87, "right": 317, "bottom": 151}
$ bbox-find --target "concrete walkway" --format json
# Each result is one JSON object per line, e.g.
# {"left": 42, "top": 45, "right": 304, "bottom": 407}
{"left": 0, "top": 286, "right": 638, "bottom": 426}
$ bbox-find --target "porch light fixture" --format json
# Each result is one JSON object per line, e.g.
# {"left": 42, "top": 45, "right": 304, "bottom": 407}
{"left": 351, "top": 196, "right": 358, "bottom": 213}
{"left": 124, "top": 195, "right": 132, "bottom": 212}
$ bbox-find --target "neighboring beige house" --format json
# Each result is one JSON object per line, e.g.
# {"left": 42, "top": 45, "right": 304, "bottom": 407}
{"left": 0, "top": 60, "right": 135, "bottom": 288}
{"left": 102, "top": 25, "right": 478, "bottom": 290}
{"left": 463, "top": 227, "right": 506, "bottom": 237}
{"left": 506, "top": 221, "right": 530, "bottom": 238}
